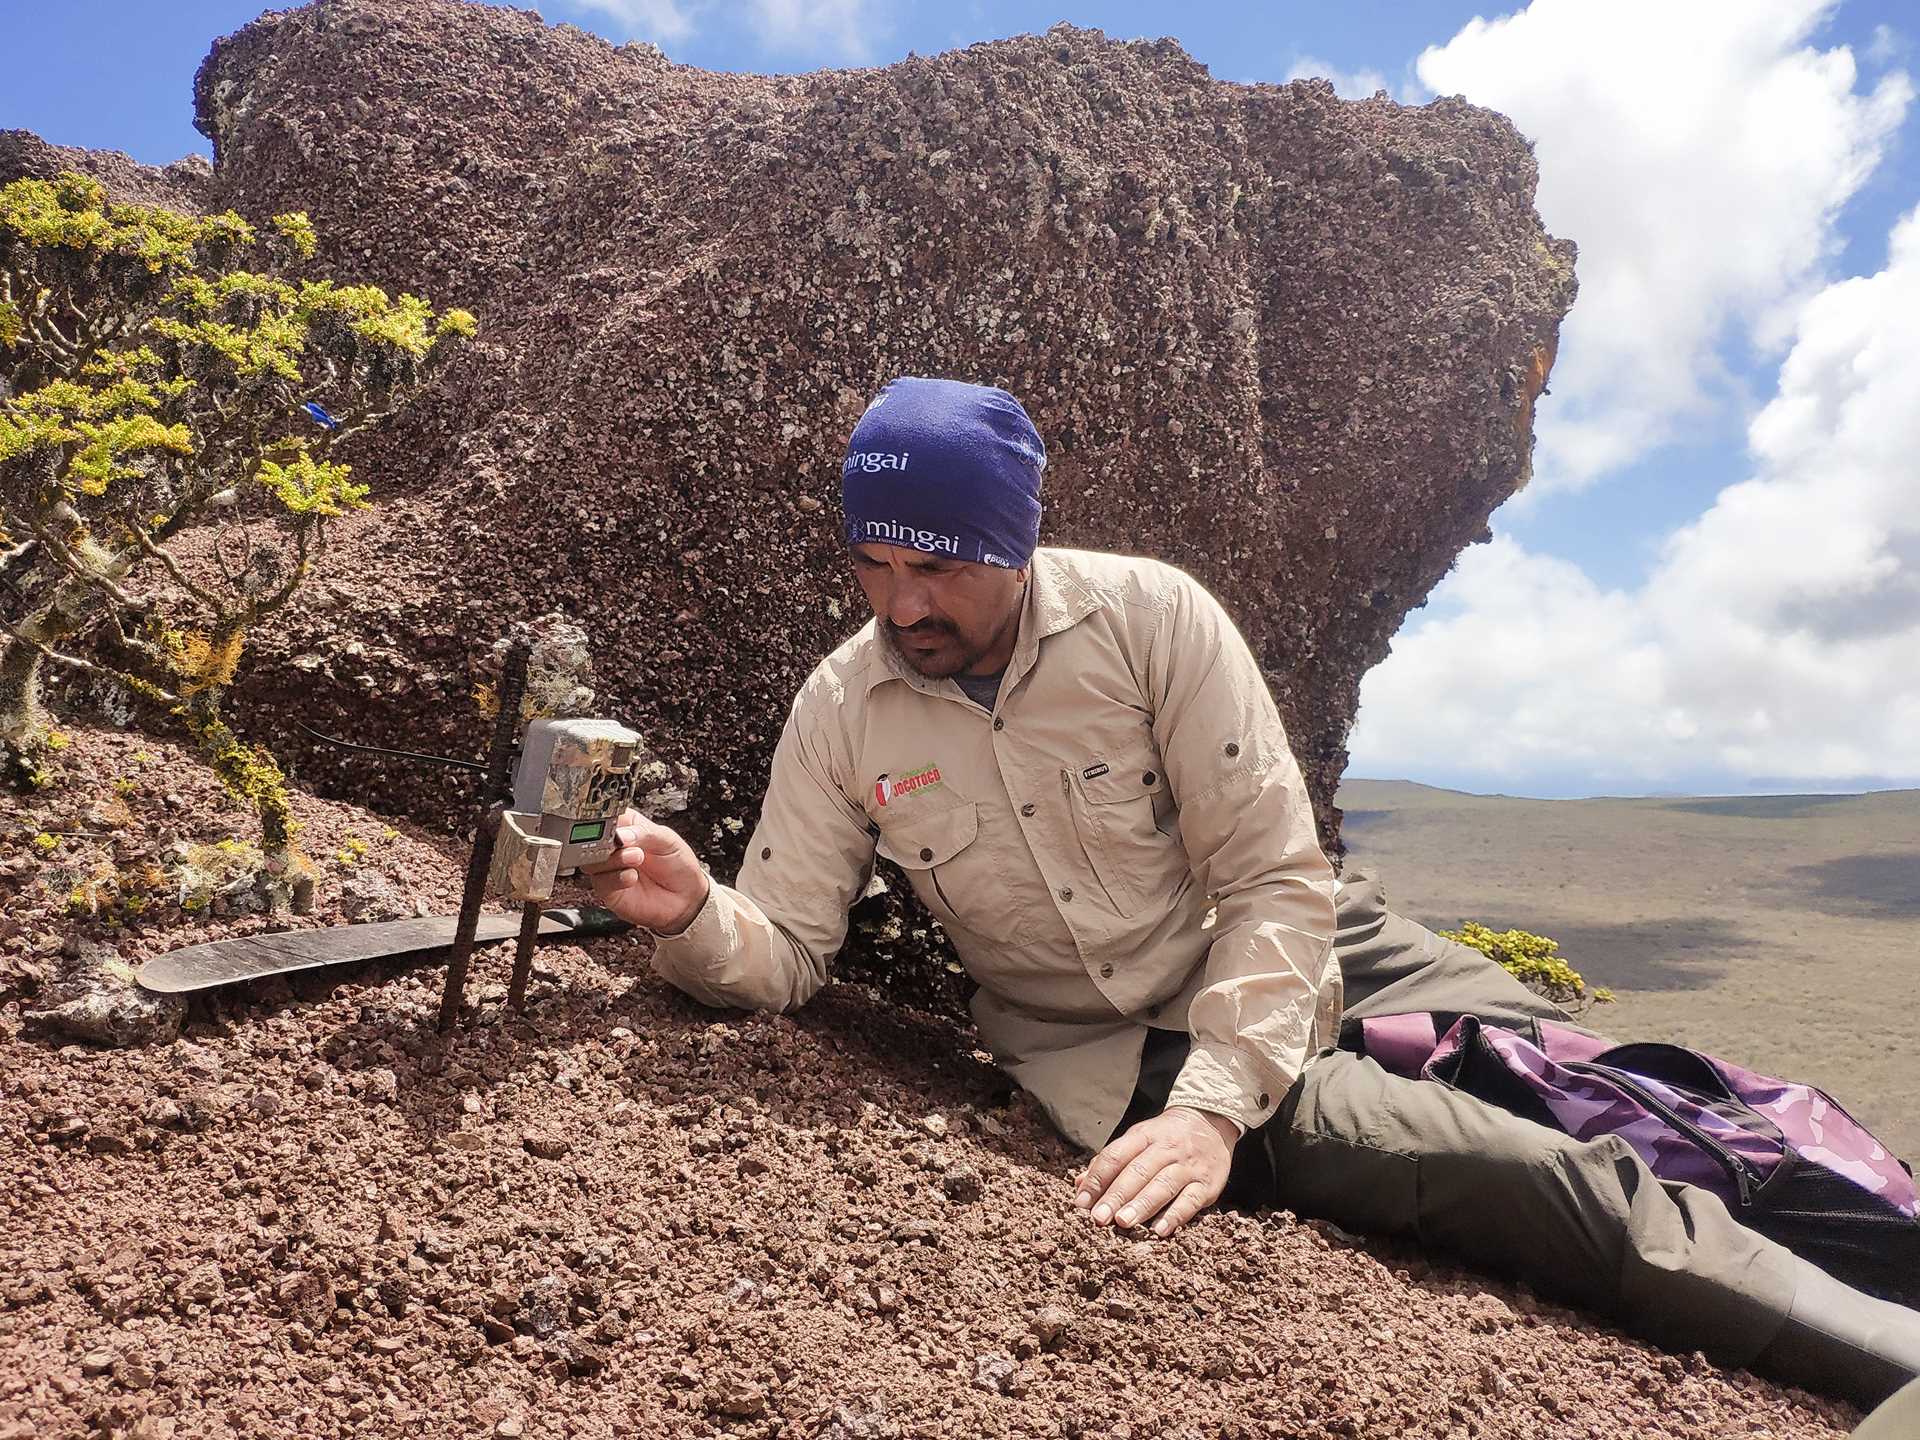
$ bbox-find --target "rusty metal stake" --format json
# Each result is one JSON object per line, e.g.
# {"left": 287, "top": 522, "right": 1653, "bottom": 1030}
{"left": 437, "top": 639, "right": 531, "bottom": 1033}
{"left": 506, "top": 899, "right": 543, "bottom": 1010}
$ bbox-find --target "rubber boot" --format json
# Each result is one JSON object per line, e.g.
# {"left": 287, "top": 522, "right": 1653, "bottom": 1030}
{"left": 1754, "top": 1256, "right": 1920, "bottom": 1409}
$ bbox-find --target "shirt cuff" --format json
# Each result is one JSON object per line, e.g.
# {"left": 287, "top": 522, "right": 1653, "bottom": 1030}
{"left": 646, "top": 879, "right": 720, "bottom": 947}
{"left": 1165, "top": 1040, "right": 1282, "bottom": 1134}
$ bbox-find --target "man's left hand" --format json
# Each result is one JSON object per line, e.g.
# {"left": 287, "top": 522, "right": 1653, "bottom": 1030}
{"left": 1073, "top": 1106, "right": 1239, "bottom": 1237}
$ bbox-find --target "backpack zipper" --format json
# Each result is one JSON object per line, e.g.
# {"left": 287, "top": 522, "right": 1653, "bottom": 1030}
{"left": 1563, "top": 1061, "right": 1760, "bottom": 1206}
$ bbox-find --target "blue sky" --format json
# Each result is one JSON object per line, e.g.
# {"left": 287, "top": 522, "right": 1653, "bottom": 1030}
{"left": 9, "top": 1, "right": 1920, "bottom": 798}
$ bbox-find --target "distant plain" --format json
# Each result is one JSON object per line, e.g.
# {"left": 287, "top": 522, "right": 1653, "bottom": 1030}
{"left": 1334, "top": 779, "right": 1919, "bottom": 1161}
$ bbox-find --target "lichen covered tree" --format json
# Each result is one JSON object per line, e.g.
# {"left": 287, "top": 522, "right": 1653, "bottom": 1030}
{"left": 0, "top": 171, "right": 473, "bottom": 865}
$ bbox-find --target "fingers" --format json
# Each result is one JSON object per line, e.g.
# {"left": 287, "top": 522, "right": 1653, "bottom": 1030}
{"left": 1088, "top": 1144, "right": 1177, "bottom": 1226}
{"left": 1108, "top": 1163, "right": 1188, "bottom": 1230}
{"left": 1151, "top": 1182, "right": 1215, "bottom": 1238}
{"left": 579, "top": 812, "right": 671, "bottom": 880}
{"left": 1073, "top": 1110, "right": 1233, "bottom": 1236}
{"left": 1075, "top": 1127, "right": 1152, "bottom": 1212}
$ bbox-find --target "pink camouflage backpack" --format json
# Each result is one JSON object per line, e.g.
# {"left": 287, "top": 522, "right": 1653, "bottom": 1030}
{"left": 1356, "top": 1013, "right": 1920, "bottom": 1302}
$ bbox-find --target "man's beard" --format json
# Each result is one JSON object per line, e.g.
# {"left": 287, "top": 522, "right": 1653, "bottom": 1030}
{"left": 881, "top": 618, "right": 984, "bottom": 678}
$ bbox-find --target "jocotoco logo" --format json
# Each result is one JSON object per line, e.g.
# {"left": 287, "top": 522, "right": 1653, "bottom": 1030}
{"left": 874, "top": 763, "right": 943, "bottom": 807}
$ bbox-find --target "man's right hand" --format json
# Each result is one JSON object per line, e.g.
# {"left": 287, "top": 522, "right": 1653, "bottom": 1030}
{"left": 580, "top": 807, "right": 710, "bottom": 935}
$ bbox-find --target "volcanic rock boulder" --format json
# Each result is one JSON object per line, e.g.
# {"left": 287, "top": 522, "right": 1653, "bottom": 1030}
{"left": 8, "top": 0, "right": 1576, "bottom": 867}
{"left": 0, "top": 131, "right": 211, "bottom": 214}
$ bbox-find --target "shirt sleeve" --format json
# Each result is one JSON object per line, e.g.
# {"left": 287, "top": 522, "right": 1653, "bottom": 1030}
{"left": 648, "top": 680, "right": 877, "bottom": 1014}
{"left": 1143, "top": 570, "right": 1339, "bottom": 1133}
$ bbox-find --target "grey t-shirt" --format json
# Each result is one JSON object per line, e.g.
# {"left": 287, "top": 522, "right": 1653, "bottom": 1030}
{"left": 952, "top": 667, "right": 1005, "bottom": 713}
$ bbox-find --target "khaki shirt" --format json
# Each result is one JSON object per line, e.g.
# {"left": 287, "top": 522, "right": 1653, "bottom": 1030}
{"left": 652, "top": 547, "right": 1339, "bottom": 1151}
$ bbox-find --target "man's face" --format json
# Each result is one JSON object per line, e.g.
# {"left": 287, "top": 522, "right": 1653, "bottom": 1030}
{"left": 850, "top": 542, "right": 1027, "bottom": 678}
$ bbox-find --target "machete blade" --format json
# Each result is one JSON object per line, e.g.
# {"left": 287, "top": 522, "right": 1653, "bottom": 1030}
{"left": 136, "top": 907, "right": 633, "bottom": 994}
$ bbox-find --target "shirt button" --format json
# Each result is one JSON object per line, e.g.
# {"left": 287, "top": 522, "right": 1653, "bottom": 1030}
{"left": 992, "top": 716, "right": 1005, "bottom": 731}
{"left": 760, "top": 846, "right": 771, "bottom": 860}
{"left": 1020, "top": 802, "right": 1036, "bottom": 817}
{"left": 1146, "top": 1003, "right": 1160, "bottom": 1017}
{"left": 1142, "top": 771, "right": 1156, "bottom": 786}
{"left": 1099, "top": 962, "right": 1114, "bottom": 978}
{"left": 1058, "top": 886, "right": 1073, "bottom": 902}
{"left": 1224, "top": 741, "right": 1240, "bottom": 758}
{"left": 919, "top": 846, "right": 934, "bottom": 862}
{"left": 1258, "top": 1092, "right": 1271, "bottom": 1108}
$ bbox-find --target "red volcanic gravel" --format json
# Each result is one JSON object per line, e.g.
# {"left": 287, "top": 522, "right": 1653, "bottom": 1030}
{"left": 0, "top": 729, "right": 1863, "bottom": 1437}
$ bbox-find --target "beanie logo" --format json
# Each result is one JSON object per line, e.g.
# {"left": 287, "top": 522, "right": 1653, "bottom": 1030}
{"left": 874, "top": 764, "right": 943, "bottom": 808}
{"left": 861, "top": 518, "right": 959, "bottom": 555}
{"left": 845, "top": 450, "right": 911, "bottom": 474}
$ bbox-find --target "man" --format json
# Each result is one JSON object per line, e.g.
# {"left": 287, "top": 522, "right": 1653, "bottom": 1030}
{"left": 589, "top": 376, "right": 1920, "bottom": 1408}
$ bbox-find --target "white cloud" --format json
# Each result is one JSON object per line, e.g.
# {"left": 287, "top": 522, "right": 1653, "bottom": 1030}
{"left": 747, "top": 0, "right": 890, "bottom": 62}
{"left": 1867, "top": 24, "right": 1904, "bottom": 67}
{"left": 1283, "top": 55, "right": 1393, "bottom": 101}
{"left": 560, "top": 0, "right": 696, "bottom": 44}
{"left": 1350, "top": 207, "right": 1920, "bottom": 794}
{"left": 550, "top": 0, "right": 891, "bottom": 61}
{"left": 1416, "top": 0, "right": 1912, "bottom": 492}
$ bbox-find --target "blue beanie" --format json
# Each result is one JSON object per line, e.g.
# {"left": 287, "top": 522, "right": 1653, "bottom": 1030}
{"left": 841, "top": 377, "right": 1045, "bottom": 569}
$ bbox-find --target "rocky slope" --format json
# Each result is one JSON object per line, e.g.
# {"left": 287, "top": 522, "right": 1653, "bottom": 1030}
{"left": 0, "top": 731, "right": 1862, "bottom": 1440}
{"left": 6, "top": 0, "right": 1574, "bottom": 865}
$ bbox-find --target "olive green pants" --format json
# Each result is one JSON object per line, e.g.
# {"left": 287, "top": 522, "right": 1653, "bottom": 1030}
{"left": 1852, "top": 1378, "right": 1920, "bottom": 1440}
{"left": 1124, "top": 870, "right": 1798, "bottom": 1367}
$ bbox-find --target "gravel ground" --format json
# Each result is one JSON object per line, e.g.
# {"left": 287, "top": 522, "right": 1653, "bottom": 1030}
{"left": 0, "top": 728, "right": 1863, "bottom": 1438}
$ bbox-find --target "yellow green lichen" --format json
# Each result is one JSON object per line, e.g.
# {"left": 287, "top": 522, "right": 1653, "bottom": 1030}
{"left": 161, "top": 626, "right": 246, "bottom": 696}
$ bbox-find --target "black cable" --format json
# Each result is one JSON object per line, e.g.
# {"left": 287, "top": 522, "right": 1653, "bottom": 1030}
{"left": 295, "top": 721, "right": 488, "bottom": 773}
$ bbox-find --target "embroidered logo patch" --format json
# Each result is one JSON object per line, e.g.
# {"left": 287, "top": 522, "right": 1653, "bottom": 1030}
{"left": 874, "top": 764, "right": 943, "bottom": 807}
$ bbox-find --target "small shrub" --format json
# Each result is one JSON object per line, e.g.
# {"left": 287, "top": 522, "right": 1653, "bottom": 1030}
{"left": 171, "top": 837, "right": 267, "bottom": 912}
{"left": 1440, "top": 921, "right": 1616, "bottom": 1013}
{"left": 61, "top": 857, "right": 165, "bottom": 921}
{"left": 170, "top": 836, "right": 317, "bottom": 915}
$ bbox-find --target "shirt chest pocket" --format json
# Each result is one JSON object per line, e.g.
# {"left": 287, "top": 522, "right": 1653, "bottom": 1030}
{"left": 1065, "top": 744, "right": 1179, "bottom": 917}
{"left": 875, "top": 801, "right": 1023, "bottom": 944}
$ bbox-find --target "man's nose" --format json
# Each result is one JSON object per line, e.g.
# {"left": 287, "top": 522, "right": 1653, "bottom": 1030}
{"left": 883, "top": 571, "right": 933, "bottom": 628}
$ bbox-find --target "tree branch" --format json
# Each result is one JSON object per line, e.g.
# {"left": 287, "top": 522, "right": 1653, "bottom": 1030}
{"left": 130, "top": 524, "right": 222, "bottom": 614}
{"left": 2, "top": 623, "right": 178, "bottom": 708}
{"left": 249, "top": 521, "right": 313, "bottom": 619}
{"left": 26, "top": 515, "right": 147, "bottom": 614}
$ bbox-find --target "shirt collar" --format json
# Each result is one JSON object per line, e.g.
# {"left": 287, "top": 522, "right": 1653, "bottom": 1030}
{"left": 862, "top": 547, "right": 1098, "bottom": 696}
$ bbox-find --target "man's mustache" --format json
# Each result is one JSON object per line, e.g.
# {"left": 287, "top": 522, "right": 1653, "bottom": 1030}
{"left": 886, "top": 619, "right": 956, "bottom": 641}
